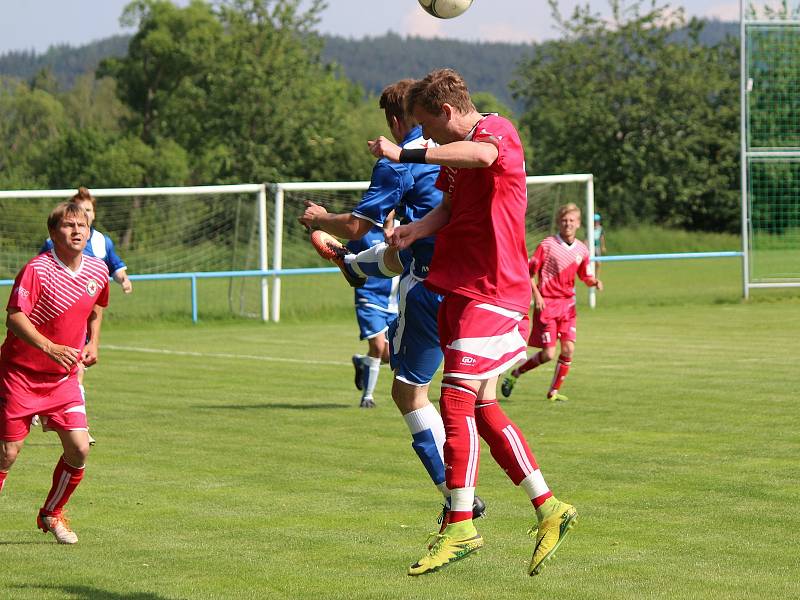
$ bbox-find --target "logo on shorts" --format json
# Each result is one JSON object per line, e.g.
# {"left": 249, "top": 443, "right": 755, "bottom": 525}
{"left": 86, "top": 279, "right": 99, "bottom": 297}
{"left": 13, "top": 285, "right": 30, "bottom": 298}
{"left": 460, "top": 356, "right": 477, "bottom": 366}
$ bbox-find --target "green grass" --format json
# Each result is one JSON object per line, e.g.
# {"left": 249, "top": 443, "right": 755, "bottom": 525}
{"left": 1, "top": 256, "right": 800, "bottom": 599}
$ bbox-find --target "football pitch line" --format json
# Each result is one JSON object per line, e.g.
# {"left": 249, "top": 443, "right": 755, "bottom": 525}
{"left": 101, "top": 344, "right": 350, "bottom": 367}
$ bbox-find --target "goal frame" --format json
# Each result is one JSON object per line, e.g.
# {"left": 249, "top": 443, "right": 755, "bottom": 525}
{"left": 269, "top": 174, "right": 596, "bottom": 321}
{"left": 739, "top": 1, "right": 800, "bottom": 297}
{"left": 0, "top": 184, "right": 270, "bottom": 320}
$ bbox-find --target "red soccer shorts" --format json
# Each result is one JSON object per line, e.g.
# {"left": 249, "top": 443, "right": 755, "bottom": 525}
{"left": 530, "top": 297, "right": 577, "bottom": 348}
{"left": 438, "top": 293, "right": 529, "bottom": 380}
{"left": 0, "top": 367, "right": 87, "bottom": 442}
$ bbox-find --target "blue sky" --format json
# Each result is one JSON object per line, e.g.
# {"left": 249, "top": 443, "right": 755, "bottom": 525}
{"left": 0, "top": 0, "right": 745, "bottom": 55}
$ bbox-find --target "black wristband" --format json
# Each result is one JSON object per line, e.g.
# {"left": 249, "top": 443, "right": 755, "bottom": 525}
{"left": 399, "top": 148, "right": 427, "bottom": 164}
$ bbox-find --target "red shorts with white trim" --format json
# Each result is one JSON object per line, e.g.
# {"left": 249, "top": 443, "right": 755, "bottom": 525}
{"left": 438, "top": 294, "right": 529, "bottom": 380}
{"left": 530, "top": 297, "right": 577, "bottom": 348}
{"left": 0, "top": 366, "right": 87, "bottom": 442}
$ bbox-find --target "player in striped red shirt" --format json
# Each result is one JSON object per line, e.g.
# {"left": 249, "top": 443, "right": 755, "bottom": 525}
{"left": 0, "top": 202, "right": 109, "bottom": 544}
{"left": 502, "top": 203, "right": 603, "bottom": 402}
{"left": 372, "top": 68, "right": 578, "bottom": 577}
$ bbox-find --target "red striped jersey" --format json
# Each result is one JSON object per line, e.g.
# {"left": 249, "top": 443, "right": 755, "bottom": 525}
{"left": 529, "top": 235, "right": 596, "bottom": 299}
{"left": 1, "top": 250, "right": 109, "bottom": 376}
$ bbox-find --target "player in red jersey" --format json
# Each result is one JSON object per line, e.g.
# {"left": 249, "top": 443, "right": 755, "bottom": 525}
{"left": 0, "top": 202, "right": 109, "bottom": 544}
{"left": 369, "top": 68, "right": 578, "bottom": 576}
{"left": 501, "top": 203, "right": 603, "bottom": 402}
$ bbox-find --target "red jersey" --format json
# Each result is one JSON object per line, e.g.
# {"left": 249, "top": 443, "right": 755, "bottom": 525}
{"left": 529, "top": 235, "right": 596, "bottom": 299}
{"left": 1, "top": 250, "right": 109, "bottom": 378}
{"left": 425, "top": 114, "right": 531, "bottom": 313}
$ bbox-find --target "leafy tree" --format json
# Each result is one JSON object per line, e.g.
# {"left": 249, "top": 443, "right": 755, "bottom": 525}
{"left": 513, "top": 0, "right": 740, "bottom": 231}
{"left": 0, "top": 77, "right": 67, "bottom": 188}
{"left": 99, "top": 0, "right": 376, "bottom": 185}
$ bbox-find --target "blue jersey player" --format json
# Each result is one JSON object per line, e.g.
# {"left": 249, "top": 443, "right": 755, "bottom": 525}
{"left": 299, "top": 79, "right": 485, "bottom": 530}
{"left": 346, "top": 224, "right": 398, "bottom": 408}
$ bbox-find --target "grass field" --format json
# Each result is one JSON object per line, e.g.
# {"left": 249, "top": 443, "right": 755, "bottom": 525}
{"left": 1, "top": 262, "right": 799, "bottom": 599}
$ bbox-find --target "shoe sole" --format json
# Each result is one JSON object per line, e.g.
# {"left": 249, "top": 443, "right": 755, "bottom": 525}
{"left": 408, "top": 545, "right": 481, "bottom": 576}
{"left": 310, "top": 230, "right": 341, "bottom": 260}
{"left": 352, "top": 356, "right": 364, "bottom": 391}
{"left": 530, "top": 511, "right": 578, "bottom": 576}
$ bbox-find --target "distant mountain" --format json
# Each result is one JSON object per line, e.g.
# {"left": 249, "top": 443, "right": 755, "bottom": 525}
{"left": 0, "top": 21, "right": 739, "bottom": 112}
{"left": 0, "top": 35, "right": 130, "bottom": 89}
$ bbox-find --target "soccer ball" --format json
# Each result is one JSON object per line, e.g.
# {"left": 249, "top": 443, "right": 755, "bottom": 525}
{"left": 418, "top": 0, "right": 474, "bottom": 19}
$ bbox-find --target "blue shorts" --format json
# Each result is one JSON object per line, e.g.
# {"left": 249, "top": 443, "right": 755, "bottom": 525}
{"left": 388, "top": 271, "right": 443, "bottom": 385}
{"left": 355, "top": 303, "right": 396, "bottom": 340}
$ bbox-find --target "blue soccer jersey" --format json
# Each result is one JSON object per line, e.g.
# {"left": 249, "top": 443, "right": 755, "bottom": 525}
{"left": 41, "top": 228, "right": 127, "bottom": 276}
{"left": 351, "top": 126, "right": 442, "bottom": 278}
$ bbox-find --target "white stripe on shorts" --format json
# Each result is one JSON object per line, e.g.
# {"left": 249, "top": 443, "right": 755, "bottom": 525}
{"left": 446, "top": 326, "right": 527, "bottom": 360}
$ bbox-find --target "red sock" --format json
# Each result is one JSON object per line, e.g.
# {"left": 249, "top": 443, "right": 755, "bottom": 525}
{"left": 548, "top": 354, "right": 572, "bottom": 396}
{"left": 475, "top": 400, "right": 539, "bottom": 485}
{"left": 515, "top": 351, "right": 545, "bottom": 376}
{"left": 0, "top": 470, "right": 7, "bottom": 494}
{"left": 41, "top": 457, "right": 84, "bottom": 516}
{"left": 440, "top": 382, "right": 479, "bottom": 524}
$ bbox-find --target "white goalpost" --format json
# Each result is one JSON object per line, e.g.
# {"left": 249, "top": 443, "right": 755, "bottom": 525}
{"left": 1, "top": 175, "right": 594, "bottom": 322}
{"left": 269, "top": 173, "right": 596, "bottom": 321}
{"left": 0, "top": 184, "right": 270, "bottom": 320}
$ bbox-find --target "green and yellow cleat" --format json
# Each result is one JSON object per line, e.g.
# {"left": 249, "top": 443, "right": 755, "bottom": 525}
{"left": 500, "top": 373, "right": 518, "bottom": 398}
{"left": 409, "top": 522, "right": 484, "bottom": 576}
{"left": 528, "top": 501, "right": 577, "bottom": 576}
{"left": 546, "top": 392, "right": 568, "bottom": 402}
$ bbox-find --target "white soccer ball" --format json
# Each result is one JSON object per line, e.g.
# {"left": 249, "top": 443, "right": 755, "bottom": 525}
{"left": 418, "top": 0, "right": 474, "bottom": 19}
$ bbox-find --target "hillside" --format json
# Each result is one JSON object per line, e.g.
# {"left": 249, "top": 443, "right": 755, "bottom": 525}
{"left": 0, "top": 21, "right": 738, "bottom": 114}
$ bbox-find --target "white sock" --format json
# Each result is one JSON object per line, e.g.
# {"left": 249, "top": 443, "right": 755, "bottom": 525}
{"left": 362, "top": 356, "right": 381, "bottom": 400}
{"left": 520, "top": 470, "right": 550, "bottom": 500}
{"left": 450, "top": 487, "right": 476, "bottom": 513}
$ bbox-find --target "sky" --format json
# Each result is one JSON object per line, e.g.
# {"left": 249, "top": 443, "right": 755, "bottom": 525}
{"left": 0, "top": 0, "right": 746, "bottom": 55}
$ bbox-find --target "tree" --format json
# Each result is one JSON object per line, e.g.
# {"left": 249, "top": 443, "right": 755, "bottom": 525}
{"left": 512, "top": 0, "right": 740, "bottom": 231}
{"left": 100, "top": 0, "right": 377, "bottom": 185}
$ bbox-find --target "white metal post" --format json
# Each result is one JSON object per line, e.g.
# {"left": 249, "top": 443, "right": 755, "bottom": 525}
{"left": 271, "top": 185, "right": 284, "bottom": 322}
{"left": 740, "top": 0, "right": 751, "bottom": 300}
{"left": 586, "top": 176, "right": 597, "bottom": 308}
{"left": 258, "top": 184, "right": 269, "bottom": 321}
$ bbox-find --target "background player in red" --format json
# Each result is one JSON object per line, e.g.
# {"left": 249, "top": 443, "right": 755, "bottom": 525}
{"left": 501, "top": 203, "right": 603, "bottom": 402}
{"left": 0, "top": 202, "right": 109, "bottom": 544}
{"left": 372, "top": 68, "right": 578, "bottom": 577}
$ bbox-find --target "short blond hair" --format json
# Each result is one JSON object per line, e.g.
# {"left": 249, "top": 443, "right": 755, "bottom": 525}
{"left": 558, "top": 203, "right": 581, "bottom": 220}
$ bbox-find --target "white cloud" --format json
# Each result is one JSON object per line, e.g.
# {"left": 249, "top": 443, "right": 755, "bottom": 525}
{"left": 403, "top": 6, "right": 446, "bottom": 37}
{"left": 701, "top": 2, "right": 740, "bottom": 21}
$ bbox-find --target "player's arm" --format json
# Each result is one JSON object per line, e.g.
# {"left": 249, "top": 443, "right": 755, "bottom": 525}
{"left": 388, "top": 193, "right": 452, "bottom": 250}
{"left": 369, "top": 137, "right": 498, "bottom": 169}
{"left": 578, "top": 258, "right": 603, "bottom": 291}
{"left": 81, "top": 305, "right": 104, "bottom": 367}
{"left": 5, "top": 309, "right": 80, "bottom": 371}
{"left": 112, "top": 269, "right": 133, "bottom": 294}
{"left": 298, "top": 202, "right": 373, "bottom": 240}
{"left": 532, "top": 277, "right": 546, "bottom": 311}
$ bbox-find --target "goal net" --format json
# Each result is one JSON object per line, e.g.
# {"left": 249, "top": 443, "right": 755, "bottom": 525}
{"left": 0, "top": 185, "right": 267, "bottom": 320}
{"left": 269, "top": 174, "right": 596, "bottom": 320}
{"left": 742, "top": 11, "right": 800, "bottom": 292}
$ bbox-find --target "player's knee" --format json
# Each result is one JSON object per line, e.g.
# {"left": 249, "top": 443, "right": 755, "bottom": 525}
{"left": 63, "top": 442, "right": 90, "bottom": 466}
{"left": 541, "top": 347, "right": 557, "bottom": 362}
{"left": 0, "top": 441, "right": 23, "bottom": 470}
